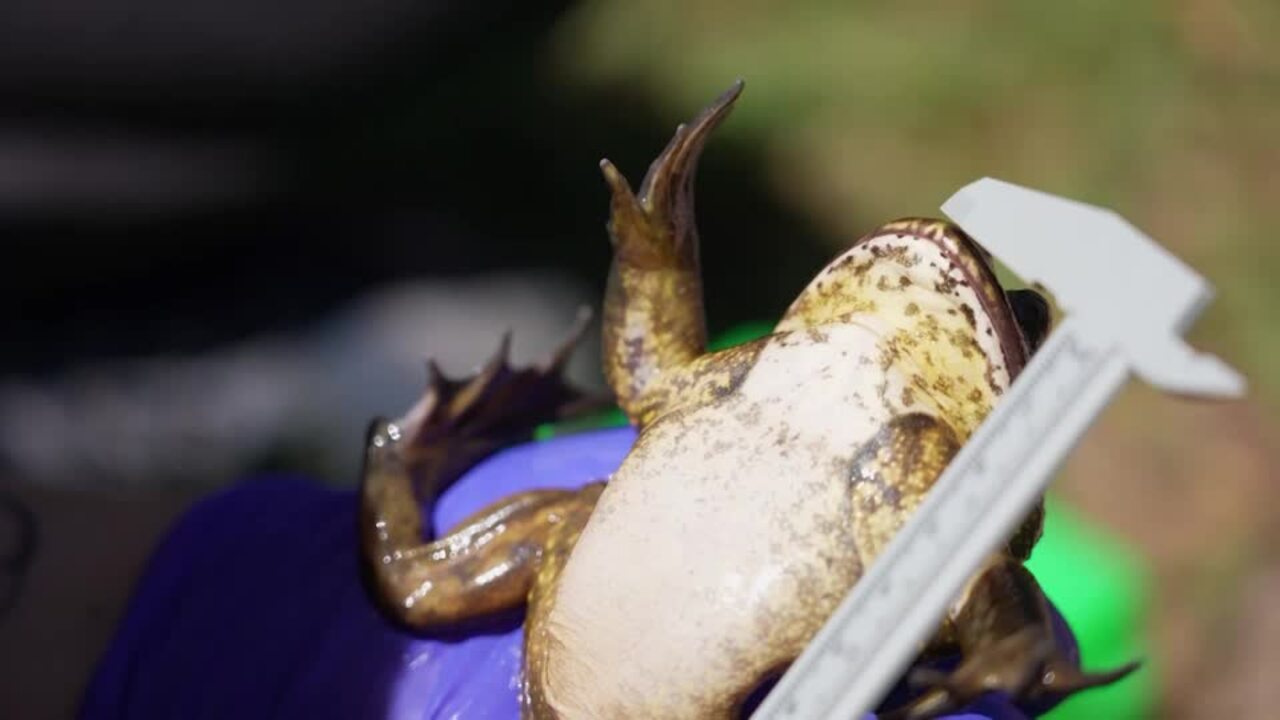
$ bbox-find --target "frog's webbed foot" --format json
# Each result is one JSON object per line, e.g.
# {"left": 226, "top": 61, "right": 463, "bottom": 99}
{"left": 396, "top": 307, "right": 601, "bottom": 499}
{"left": 359, "top": 313, "right": 605, "bottom": 628}
{"left": 599, "top": 80, "right": 743, "bottom": 428}
{"left": 880, "top": 558, "right": 1140, "bottom": 720}
{"left": 600, "top": 79, "right": 742, "bottom": 268}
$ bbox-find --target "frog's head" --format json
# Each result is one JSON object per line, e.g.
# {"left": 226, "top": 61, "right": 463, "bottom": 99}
{"left": 779, "top": 217, "right": 1054, "bottom": 437}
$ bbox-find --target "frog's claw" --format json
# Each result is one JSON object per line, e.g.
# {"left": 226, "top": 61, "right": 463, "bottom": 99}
{"left": 1034, "top": 655, "right": 1143, "bottom": 697}
{"left": 600, "top": 80, "right": 742, "bottom": 427}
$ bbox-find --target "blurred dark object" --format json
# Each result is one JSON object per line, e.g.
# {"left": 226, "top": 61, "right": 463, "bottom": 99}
{"left": 0, "top": 4, "right": 834, "bottom": 711}
{"left": 1, "top": 0, "right": 828, "bottom": 384}
{"left": 0, "top": 489, "right": 37, "bottom": 621}
{"left": 2, "top": 0, "right": 585, "bottom": 375}
{"left": 0, "top": 0, "right": 544, "bottom": 216}
{"left": 0, "top": 273, "right": 597, "bottom": 489}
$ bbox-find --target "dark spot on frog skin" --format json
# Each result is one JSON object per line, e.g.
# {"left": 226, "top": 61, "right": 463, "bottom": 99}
{"left": 867, "top": 241, "right": 916, "bottom": 269}
{"left": 958, "top": 303, "right": 977, "bottom": 330}
{"left": 878, "top": 345, "right": 896, "bottom": 372}
{"left": 740, "top": 401, "right": 764, "bottom": 427}
{"left": 620, "top": 334, "right": 652, "bottom": 382}
{"left": 901, "top": 386, "right": 916, "bottom": 407}
{"left": 773, "top": 423, "right": 791, "bottom": 449}
{"left": 849, "top": 412, "right": 961, "bottom": 496}
{"left": 677, "top": 339, "right": 767, "bottom": 407}
{"left": 905, "top": 302, "right": 920, "bottom": 316}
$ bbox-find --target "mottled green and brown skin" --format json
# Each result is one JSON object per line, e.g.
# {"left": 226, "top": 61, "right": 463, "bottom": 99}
{"left": 359, "top": 81, "right": 1136, "bottom": 719}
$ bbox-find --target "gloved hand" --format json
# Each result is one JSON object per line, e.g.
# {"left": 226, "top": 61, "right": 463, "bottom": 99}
{"left": 83, "top": 428, "right": 1070, "bottom": 719}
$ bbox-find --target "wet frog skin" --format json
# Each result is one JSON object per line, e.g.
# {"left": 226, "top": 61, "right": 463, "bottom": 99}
{"left": 359, "top": 81, "right": 1136, "bottom": 719}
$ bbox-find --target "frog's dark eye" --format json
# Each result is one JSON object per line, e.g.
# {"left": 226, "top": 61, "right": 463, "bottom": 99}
{"left": 1008, "top": 289, "right": 1051, "bottom": 352}
{"left": 738, "top": 671, "right": 782, "bottom": 718}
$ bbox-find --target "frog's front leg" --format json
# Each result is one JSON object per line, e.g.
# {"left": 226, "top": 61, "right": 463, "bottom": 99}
{"left": 359, "top": 326, "right": 597, "bottom": 629}
{"left": 883, "top": 556, "right": 1141, "bottom": 720}
{"left": 598, "top": 80, "right": 743, "bottom": 427}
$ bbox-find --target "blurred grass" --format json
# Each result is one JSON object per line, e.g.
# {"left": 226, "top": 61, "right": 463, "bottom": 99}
{"left": 548, "top": 0, "right": 1279, "bottom": 409}
{"left": 544, "top": 2, "right": 1280, "bottom": 717}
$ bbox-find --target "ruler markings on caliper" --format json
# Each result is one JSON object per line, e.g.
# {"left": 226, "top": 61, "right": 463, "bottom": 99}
{"left": 752, "top": 178, "right": 1245, "bottom": 720}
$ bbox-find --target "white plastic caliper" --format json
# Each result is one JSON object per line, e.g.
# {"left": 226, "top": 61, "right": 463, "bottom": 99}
{"left": 751, "top": 177, "right": 1247, "bottom": 719}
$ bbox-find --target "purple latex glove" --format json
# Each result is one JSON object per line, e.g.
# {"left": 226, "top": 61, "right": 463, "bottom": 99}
{"left": 82, "top": 428, "right": 1065, "bottom": 719}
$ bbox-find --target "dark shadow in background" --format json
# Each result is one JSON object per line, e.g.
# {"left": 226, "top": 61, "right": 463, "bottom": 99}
{"left": 0, "top": 1, "right": 842, "bottom": 716}
{"left": 1, "top": 0, "right": 834, "bottom": 380}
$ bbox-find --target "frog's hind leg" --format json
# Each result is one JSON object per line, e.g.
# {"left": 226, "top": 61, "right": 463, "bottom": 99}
{"left": 881, "top": 556, "right": 1141, "bottom": 720}
{"left": 598, "top": 80, "right": 743, "bottom": 428}
{"left": 363, "top": 464, "right": 604, "bottom": 628}
{"left": 359, "top": 319, "right": 599, "bottom": 629}
{"left": 850, "top": 415, "right": 1120, "bottom": 719}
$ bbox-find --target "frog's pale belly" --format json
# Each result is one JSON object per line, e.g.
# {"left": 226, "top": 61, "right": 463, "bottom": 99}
{"left": 540, "top": 326, "right": 932, "bottom": 718}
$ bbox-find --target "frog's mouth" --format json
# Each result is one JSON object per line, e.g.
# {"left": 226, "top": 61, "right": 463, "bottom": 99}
{"left": 877, "top": 218, "right": 1038, "bottom": 379}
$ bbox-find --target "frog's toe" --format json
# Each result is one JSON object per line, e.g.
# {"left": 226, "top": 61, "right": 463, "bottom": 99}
{"left": 637, "top": 78, "right": 742, "bottom": 209}
{"left": 598, "top": 79, "right": 742, "bottom": 260}
{"left": 401, "top": 307, "right": 602, "bottom": 451}
{"left": 881, "top": 628, "right": 1140, "bottom": 719}
{"left": 880, "top": 628, "right": 1048, "bottom": 719}
{"left": 1033, "top": 655, "right": 1142, "bottom": 699}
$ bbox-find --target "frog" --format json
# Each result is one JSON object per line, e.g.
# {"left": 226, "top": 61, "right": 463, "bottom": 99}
{"left": 358, "top": 80, "right": 1137, "bottom": 719}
